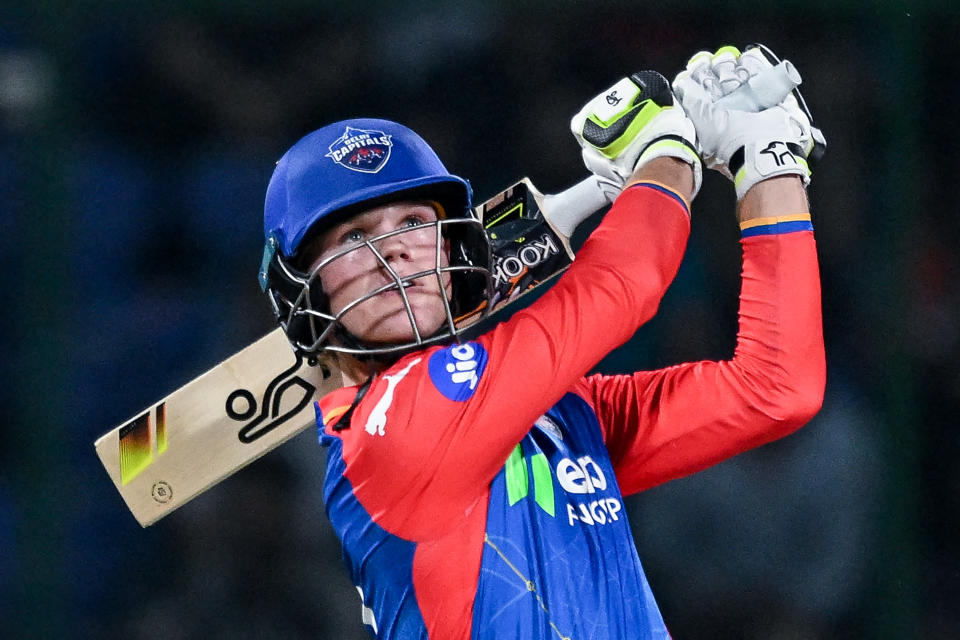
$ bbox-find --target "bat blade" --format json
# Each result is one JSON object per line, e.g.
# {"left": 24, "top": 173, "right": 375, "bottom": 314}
{"left": 94, "top": 176, "right": 609, "bottom": 527}
{"left": 95, "top": 329, "right": 343, "bottom": 526}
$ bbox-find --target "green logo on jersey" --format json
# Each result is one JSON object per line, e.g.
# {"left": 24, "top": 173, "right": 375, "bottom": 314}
{"left": 504, "top": 443, "right": 555, "bottom": 517}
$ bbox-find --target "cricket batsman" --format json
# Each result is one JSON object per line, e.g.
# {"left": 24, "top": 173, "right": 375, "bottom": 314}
{"left": 258, "top": 45, "right": 826, "bottom": 639}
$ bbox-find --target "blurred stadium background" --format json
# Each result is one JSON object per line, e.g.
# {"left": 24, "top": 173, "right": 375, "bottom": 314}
{"left": 2, "top": 1, "right": 958, "bottom": 638}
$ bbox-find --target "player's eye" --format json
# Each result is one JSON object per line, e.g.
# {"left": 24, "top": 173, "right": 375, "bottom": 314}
{"left": 402, "top": 215, "right": 425, "bottom": 228}
{"left": 338, "top": 228, "right": 365, "bottom": 245}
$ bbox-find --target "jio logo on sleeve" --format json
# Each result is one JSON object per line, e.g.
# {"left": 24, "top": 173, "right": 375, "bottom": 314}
{"left": 428, "top": 342, "right": 488, "bottom": 401}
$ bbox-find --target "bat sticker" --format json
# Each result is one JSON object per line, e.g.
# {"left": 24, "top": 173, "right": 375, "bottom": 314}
{"left": 118, "top": 403, "right": 167, "bottom": 485}
{"left": 226, "top": 354, "right": 318, "bottom": 443}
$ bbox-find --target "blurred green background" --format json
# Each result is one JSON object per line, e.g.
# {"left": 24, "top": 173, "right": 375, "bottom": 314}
{"left": 3, "top": 1, "right": 958, "bottom": 638}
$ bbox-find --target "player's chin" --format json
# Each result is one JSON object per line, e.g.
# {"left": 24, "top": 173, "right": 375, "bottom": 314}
{"left": 345, "top": 291, "right": 449, "bottom": 345}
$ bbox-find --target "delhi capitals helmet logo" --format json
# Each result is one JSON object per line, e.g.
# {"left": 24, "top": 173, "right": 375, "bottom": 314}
{"left": 325, "top": 126, "right": 393, "bottom": 173}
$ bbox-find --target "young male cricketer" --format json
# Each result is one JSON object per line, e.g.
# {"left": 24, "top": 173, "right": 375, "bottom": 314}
{"left": 258, "top": 46, "right": 826, "bottom": 639}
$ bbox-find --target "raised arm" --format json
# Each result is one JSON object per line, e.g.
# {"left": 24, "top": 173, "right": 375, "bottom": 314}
{"left": 580, "top": 46, "right": 827, "bottom": 494}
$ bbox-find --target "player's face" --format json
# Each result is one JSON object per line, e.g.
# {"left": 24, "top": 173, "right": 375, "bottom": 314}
{"left": 304, "top": 202, "right": 453, "bottom": 346}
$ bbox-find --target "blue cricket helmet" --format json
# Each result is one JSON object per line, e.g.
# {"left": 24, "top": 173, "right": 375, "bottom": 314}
{"left": 264, "top": 118, "right": 473, "bottom": 258}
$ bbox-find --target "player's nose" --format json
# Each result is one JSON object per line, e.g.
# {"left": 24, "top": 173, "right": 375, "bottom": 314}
{"left": 375, "top": 229, "right": 412, "bottom": 264}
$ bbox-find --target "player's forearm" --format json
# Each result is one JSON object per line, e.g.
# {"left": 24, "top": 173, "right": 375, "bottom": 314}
{"left": 732, "top": 177, "right": 822, "bottom": 426}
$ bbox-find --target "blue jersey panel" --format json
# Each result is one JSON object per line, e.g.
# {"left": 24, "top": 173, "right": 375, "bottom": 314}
{"left": 472, "top": 392, "right": 669, "bottom": 640}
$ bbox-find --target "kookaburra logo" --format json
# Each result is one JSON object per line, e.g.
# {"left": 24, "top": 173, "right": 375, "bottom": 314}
{"left": 225, "top": 353, "right": 318, "bottom": 443}
{"left": 759, "top": 141, "right": 797, "bottom": 167}
{"left": 491, "top": 233, "right": 560, "bottom": 288}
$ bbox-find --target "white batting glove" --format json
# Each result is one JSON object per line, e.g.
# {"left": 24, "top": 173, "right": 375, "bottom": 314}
{"left": 673, "top": 45, "right": 824, "bottom": 200}
{"left": 572, "top": 70, "right": 702, "bottom": 199}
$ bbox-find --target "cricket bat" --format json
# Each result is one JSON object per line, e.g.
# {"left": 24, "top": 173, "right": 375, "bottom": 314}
{"left": 95, "top": 62, "right": 804, "bottom": 527}
{"left": 95, "top": 174, "right": 615, "bottom": 527}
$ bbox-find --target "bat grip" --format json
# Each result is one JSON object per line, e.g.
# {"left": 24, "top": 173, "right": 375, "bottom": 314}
{"left": 541, "top": 175, "right": 616, "bottom": 238}
{"left": 715, "top": 61, "right": 801, "bottom": 111}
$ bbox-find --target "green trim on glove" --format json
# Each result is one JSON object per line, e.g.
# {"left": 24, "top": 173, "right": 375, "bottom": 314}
{"left": 587, "top": 100, "right": 665, "bottom": 159}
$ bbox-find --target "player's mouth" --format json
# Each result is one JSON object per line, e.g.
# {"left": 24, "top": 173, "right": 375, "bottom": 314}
{"left": 400, "top": 280, "right": 433, "bottom": 293}
{"left": 368, "top": 279, "right": 433, "bottom": 303}
{"left": 396, "top": 279, "right": 444, "bottom": 300}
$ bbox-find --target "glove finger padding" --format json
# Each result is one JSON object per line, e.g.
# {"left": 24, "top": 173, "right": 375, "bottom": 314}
{"left": 738, "top": 47, "right": 774, "bottom": 78}
{"left": 710, "top": 48, "right": 748, "bottom": 96}
{"left": 673, "top": 45, "right": 818, "bottom": 200}
{"left": 680, "top": 47, "right": 750, "bottom": 101}
{"left": 571, "top": 70, "right": 702, "bottom": 198}
{"left": 683, "top": 51, "right": 722, "bottom": 100}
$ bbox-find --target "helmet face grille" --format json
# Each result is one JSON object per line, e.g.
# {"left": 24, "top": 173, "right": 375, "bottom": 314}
{"left": 263, "top": 217, "right": 493, "bottom": 359}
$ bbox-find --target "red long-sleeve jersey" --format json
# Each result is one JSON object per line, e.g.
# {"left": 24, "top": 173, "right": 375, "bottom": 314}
{"left": 316, "top": 182, "right": 825, "bottom": 639}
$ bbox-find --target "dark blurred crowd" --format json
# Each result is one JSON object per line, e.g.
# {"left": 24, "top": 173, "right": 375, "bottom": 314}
{"left": 3, "top": 2, "right": 958, "bottom": 638}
